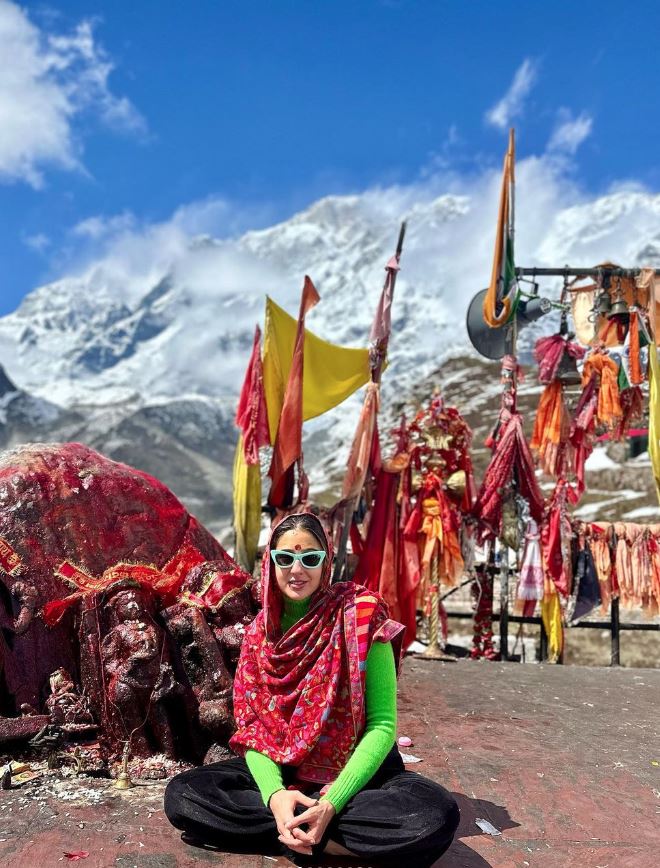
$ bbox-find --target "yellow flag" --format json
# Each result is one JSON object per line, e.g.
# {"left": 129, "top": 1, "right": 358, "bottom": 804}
{"left": 232, "top": 435, "right": 261, "bottom": 573}
{"left": 637, "top": 268, "right": 660, "bottom": 503}
{"left": 541, "top": 579, "right": 564, "bottom": 664}
{"left": 649, "top": 343, "right": 660, "bottom": 503}
{"left": 262, "top": 296, "right": 372, "bottom": 443}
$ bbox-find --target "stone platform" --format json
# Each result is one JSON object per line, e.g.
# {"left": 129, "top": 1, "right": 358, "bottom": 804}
{"left": 1, "top": 660, "right": 658, "bottom": 867}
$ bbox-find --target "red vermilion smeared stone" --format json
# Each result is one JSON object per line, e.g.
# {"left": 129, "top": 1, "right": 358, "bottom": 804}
{"left": 0, "top": 442, "right": 257, "bottom": 759}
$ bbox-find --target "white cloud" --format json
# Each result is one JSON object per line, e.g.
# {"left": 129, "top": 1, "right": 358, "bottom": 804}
{"left": 0, "top": 2, "right": 145, "bottom": 188}
{"left": 72, "top": 212, "right": 137, "bottom": 240}
{"left": 547, "top": 110, "right": 593, "bottom": 155}
{"left": 23, "top": 232, "right": 51, "bottom": 252}
{"left": 37, "top": 116, "right": 599, "bottom": 328}
{"left": 171, "top": 197, "right": 277, "bottom": 239}
{"left": 485, "top": 58, "right": 538, "bottom": 130}
{"left": 8, "top": 109, "right": 660, "bottom": 422}
{"left": 42, "top": 196, "right": 279, "bottom": 313}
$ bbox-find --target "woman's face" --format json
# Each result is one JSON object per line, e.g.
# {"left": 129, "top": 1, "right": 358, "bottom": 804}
{"left": 272, "top": 527, "right": 325, "bottom": 601}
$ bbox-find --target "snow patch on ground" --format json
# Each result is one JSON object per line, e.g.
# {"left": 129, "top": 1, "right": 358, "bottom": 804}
{"left": 585, "top": 448, "right": 620, "bottom": 472}
{"left": 621, "top": 505, "right": 660, "bottom": 519}
{"left": 573, "top": 489, "right": 644, "bottom": 518}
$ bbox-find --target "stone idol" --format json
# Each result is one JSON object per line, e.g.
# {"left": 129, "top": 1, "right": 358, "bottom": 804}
{"left": 0, "top": 443, "right": 260, "bottom": 762}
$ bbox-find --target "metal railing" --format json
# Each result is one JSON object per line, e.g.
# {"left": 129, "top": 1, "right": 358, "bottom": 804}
{"left": 444, "top": 574, "right": 660, "bottom": 666}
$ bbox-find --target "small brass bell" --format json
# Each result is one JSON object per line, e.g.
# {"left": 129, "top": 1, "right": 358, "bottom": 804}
{"left": 556, "top": 351, "right": 582, "bottom": 386}
{"left": 114, "top": 741, "right": 134, "bottom": 790}
{"left": 608, "top": 298, "right": 629, "bottom": 319}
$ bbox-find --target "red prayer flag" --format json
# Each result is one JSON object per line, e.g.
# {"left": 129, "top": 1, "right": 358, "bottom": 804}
{"left": 235, "top": 325, "right": 270, "bottom": 464}
{"left": 268, "top": 276, "right": 320, "bottom": 508}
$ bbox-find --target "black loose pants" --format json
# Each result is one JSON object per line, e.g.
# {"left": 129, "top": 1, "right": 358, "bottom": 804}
{"left": 164, "top": 746, "right": 460, "bottom": 867}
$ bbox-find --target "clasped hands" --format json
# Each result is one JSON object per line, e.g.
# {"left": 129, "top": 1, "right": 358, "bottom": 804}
{"left": 269, "top": 788, "right": 336, "bottom": 855}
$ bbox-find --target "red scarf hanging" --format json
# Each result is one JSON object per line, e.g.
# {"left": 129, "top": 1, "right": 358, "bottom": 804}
{"left": 534, "top": 334, "right": 585, "bottom": 384}
{"left": 474, "top": 355, "right": 544, "bottom": 541}
{"left": 570, "top": 374, "right": 598, "bottom": 497}
{"left": 542, "top": 480, "right": 577, "bottom": 597}
{"left": 230, "top": 514, "right": 404, "bottom": 784}
{"left": 614, "top": 386, "right": 644, "bottom": 441}
{"left": 474, "top": 409, "right": 544, "bottom": 539}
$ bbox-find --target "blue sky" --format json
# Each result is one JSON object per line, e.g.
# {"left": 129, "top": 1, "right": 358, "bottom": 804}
{"left": 1, "top": 0, "right": 660, "bottom": 315}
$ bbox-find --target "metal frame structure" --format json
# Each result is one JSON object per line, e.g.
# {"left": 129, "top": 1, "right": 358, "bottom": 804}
{"left": 515, "top": 266, "right": 660, "bottom": 279}
{"left": 462, "top": 263, "right": 660, "bottom": 666}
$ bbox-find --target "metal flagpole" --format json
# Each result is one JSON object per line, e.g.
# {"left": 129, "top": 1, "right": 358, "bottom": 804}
{"left": 332, "top": 221, "right": 407, "bottom": 583}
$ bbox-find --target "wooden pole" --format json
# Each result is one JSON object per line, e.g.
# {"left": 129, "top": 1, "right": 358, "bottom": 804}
{"left": 422, "top": 548, "right": 448, "bottom": 659}
{"left": 332, "top": 221, "right": 407, "bottom": 583}
{"left": 499, "top": 551, "right": 510, "bottom": 661}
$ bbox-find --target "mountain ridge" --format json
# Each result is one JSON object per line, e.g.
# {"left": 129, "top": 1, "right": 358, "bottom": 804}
{"left": 2, "top": 185, "right": 660, "bottom": 531}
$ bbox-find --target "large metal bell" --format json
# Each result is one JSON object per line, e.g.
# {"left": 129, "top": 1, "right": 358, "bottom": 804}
{"left": 596, "top": 291, "right": 612, "bottom": 315}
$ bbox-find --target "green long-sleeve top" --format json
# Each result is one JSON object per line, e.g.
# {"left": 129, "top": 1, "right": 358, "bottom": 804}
{"left": 245, "top": 595, "right": 397, "bottom": 813}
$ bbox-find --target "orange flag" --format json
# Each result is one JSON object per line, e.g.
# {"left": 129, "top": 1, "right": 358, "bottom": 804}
{"left": 268, "top": 276, "right": 320, "bottom": 508}
{"left": 483, "top": 129, "right": 518, "bottom": 328}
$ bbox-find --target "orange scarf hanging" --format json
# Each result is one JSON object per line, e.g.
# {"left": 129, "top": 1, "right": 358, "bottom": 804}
{"left": 613, "top": 523, "right": 633, "bottom": 607}
{"left": 587, "top": 523, "right": 613, "bottom": 613}
{"left": 628, "top": 310, "right": 643, "bottom": 386}
{"left": 530, "top": 380, "right": 571, "bottom": 478}
{"left": 582, "top": 353, "right": 622, "bottom": 429}
{"left": 420, "top": 494, "right": 464, "bottom": 589}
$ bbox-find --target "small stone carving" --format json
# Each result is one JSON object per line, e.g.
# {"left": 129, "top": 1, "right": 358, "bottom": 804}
{"left": 45, "top": 668, "right": 94, "bottom": 726}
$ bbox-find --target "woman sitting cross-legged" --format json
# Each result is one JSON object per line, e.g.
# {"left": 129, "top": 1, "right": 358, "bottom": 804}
{"left": 164, "top": 512, "right": 460, "bottom": 865}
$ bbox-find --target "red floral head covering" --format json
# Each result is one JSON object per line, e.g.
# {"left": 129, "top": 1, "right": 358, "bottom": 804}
{"left": 230, "top": 512, "right": 404, "bottom": 784}
{"left": 260, "top": 511, "right": 334, "bottom": 641}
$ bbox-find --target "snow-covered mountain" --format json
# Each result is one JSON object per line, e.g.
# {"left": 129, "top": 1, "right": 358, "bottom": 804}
{"left": 3, "top": 185, "right": 660, "bottom": 531}
{"left": 4, "top": 187, "right": 660, "bottom": 410}
{"left": 0, "top": 193, "right": 476, "bottom": 410}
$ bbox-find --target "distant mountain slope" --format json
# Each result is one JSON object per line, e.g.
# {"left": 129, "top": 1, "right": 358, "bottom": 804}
{"left": 2, "top": 188, "right": 660, "bottom": 530}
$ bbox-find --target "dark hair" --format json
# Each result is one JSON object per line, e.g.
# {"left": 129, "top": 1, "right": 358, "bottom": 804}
{"left": 270, "top": 513, "right": 328, "bottom": 552}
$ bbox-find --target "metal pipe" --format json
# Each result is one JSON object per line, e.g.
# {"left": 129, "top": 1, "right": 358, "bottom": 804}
{"left": 515, "top": 266, "right": 660, "bottom": 279}
{"left": 617, "top": 622, "right": 660, "bottom": 631}
{"left": 444, "top": 611, "right": 658, "bottom": 630}
{"left": 611, "top": 598, "right": 621, "bottom": 666}
{"left": 332, "top": 497, "right": 356, "bottom": 584}
{"left": 333, "top": 221, "right": 407, "bottom": 583}
{"left": 539, "top": 619, "right": 548, "bottom": 662}
{"left": 568, "top": 620, "right": 659, "bottom": 631}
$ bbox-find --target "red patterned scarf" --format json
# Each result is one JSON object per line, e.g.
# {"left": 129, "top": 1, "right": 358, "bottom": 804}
{"left": 229, "top": 514, "right": 404, "bottom": 784}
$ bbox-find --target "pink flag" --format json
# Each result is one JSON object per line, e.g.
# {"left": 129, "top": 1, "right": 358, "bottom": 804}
{"left": 369, "top": 255, "right": 399, "bottom": 345}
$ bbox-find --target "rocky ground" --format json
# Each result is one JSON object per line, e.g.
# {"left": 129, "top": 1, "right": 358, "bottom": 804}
{"left": 1, "top": 660, "right": 658, "bottom": 868}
